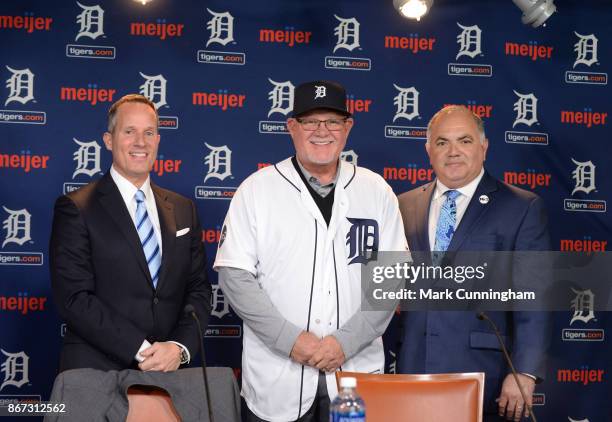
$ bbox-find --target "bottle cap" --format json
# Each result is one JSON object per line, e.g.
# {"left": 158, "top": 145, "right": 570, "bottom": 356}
{"left": 340, "top": 376, "right": 357, "bottom": 388}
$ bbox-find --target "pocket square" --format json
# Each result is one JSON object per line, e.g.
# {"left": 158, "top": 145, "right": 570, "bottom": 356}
{"left": 176, "top": 228, "right": 190, "bottom": 237}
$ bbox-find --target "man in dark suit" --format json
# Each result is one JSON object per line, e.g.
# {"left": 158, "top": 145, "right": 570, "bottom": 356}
{"left": 50, "top": 94, "right": 211, "bottom": 373}
{"left": 397, "top": 106, "right": 550, "bottom": 421}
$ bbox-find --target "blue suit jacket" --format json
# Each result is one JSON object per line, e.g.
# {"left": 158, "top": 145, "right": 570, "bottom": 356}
{"left": 397, "top": 171, "right": 551, "bottom": 412}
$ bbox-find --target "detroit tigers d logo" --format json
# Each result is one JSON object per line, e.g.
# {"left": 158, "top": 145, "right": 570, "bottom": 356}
{"left": 346, "top": 217, "right": 379, "bottom": 265}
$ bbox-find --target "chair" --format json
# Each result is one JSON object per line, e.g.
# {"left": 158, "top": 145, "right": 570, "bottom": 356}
{"left": 126, "top": 385, "right": 181, "bottom": 422}
{"left": 335, "top": 371, "right": 484, "bottom": 422}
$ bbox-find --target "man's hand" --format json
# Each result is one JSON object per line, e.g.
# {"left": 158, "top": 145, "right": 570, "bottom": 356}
{"left": 497, "top": 373, "right": 536, "bottom": 421}
{"left": 290, "top": 331, "right": 320, "bottom": 365}
{"left": 138, "top": 342, "right": 182, "bottom": 372}
{"left": 308, "top": 335, "right": 345, "bottom": 372}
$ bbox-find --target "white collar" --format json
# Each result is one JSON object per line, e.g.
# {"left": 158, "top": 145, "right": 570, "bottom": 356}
{"left": 433, "top": 168, "right": 485, "bottom": 200}
{"left": 110, "top": 165, "right": 154, "bottom": 203}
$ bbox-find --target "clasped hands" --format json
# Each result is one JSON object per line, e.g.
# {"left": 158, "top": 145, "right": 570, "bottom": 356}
{"left": 290, "top": 331, "right": 345, "bottom": 373}
{"left": 138, "top": 341, "right": 182, "bottom": 372}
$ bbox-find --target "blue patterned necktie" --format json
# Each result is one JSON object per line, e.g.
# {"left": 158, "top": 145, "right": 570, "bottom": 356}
{"left": 135, "top": 190, "right": 161, "bottom": 288}
{"left": 433, "top": 189, "right": 460, "bottom": 264}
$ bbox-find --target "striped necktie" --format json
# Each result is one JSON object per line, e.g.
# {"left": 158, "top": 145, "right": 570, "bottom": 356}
{"left": 433, "top": 189, "right": 460, "bottom": 265}
{"left": 135, "top": 190, "right": 161, "bottom": 288}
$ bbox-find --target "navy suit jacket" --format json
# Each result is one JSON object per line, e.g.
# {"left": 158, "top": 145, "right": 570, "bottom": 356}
{"left": 397, "top": 171, "right": 551, "bottom": 412}
{"left": 50, "top": 172, "right": 211, "bottom": 372}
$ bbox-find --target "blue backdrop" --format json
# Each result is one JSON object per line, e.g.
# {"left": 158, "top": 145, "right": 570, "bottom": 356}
{"left": 1, "top": 0, "right": 610, "bottom": 420}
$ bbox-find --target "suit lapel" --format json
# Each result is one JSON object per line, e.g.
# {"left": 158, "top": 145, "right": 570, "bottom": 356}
{"left": 416, "top": 182, "right": 435, "bottom": 253}
{"left": 447, "top": 171, "right": 498, "bottom": 252}
{"left": 152, "top": 184, "right": 176, "bottom": 291}
{"left": 96, "top": 173, "right": 151, "bottom": 284}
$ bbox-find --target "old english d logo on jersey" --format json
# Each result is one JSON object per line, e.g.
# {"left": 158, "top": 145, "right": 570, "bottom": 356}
{"left": 346, "top": 217, "right": 379, "bottom": 265}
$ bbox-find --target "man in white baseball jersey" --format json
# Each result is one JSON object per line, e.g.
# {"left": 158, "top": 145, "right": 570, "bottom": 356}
{"left": 214, "top": 80, "right": 407, "bottom": 422}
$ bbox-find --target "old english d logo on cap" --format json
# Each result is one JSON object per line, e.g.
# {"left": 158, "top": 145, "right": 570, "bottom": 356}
{"left": 292, "top": 80, "right": 351, "bottom": 117}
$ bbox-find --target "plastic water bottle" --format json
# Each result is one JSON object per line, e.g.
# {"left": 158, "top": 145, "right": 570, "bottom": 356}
{"left": 329, "top": 376, "right": 366, "bottom": 422}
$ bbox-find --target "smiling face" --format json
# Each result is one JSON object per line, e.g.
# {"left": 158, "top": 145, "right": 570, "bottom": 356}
{"left": 103, "top": 101, "right": 160, "bottom": 188}
{"left": 286, "top": 109, "right": 353, "bottom": 179}
{"left": 425, "top": 108, "right": 488, "bottom": 189}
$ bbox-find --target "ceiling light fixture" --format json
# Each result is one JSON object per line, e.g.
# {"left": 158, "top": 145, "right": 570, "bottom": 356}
{"left": 393, "top": 0, "right": 434, "bottom": 22}
{"left": 512, "top": 0, "right": 557, "bottom": 27}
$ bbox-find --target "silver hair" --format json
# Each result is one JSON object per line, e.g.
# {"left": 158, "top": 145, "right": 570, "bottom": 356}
{"left": 426, "top": 105, "right": 486, "bottom": 144}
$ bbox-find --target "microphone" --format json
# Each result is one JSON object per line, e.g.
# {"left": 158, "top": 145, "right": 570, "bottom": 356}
{"left": 185, "top": 304, "right": 215, "bottom": 422}
{"left": 476, "top": 312, "right": 537, "bottom": 422}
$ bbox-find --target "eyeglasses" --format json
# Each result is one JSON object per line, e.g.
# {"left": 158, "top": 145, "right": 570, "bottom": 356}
{"left": 295, "top": 117, "right": 348, "bottom": 131}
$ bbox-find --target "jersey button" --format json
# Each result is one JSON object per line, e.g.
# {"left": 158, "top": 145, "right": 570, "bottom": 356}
{"left": 315, "top": 319, "right": 321, "bottom": 324}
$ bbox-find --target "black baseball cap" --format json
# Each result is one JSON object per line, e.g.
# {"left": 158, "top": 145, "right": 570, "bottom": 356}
{"left": 292, "top": 80, "right": 351, "bottom": 118}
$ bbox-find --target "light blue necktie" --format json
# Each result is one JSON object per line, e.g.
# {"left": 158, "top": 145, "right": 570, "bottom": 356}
{"left": 135, "top": 190, "right": 161, "bottom": 288}
{"left": 433, "top": 190, "right": 460, "bottom": 264}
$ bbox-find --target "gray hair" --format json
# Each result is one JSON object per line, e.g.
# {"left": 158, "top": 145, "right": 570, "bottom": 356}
{"left": 426, "top": 105, "right": 485, "bottom": 144}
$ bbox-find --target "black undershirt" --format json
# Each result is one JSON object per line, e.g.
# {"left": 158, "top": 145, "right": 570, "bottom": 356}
{"left": 291, "top": 156, "right": 335, "bottom": 226}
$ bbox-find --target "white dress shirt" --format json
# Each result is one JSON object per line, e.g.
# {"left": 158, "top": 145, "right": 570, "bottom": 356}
{"left": 427, "top": 168, "right": 485, "bottom": 250}
{"left": 110, "top": 165, "right": 162, "bottom": 254}
{"left": 109, "top": 166, "right": 189, "bottom": 364}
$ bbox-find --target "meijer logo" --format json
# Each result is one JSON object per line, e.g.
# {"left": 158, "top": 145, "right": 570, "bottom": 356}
{"left": 384, "top": 33, "right": 436, "bottom": 54}
{"left": 383, "top": 164, "right": 434, "bottom": 183}
{"left": 192, "top": 90, "right": 246, "bottom": 111}
{"left": 556, "top": 366, "right": 604, "bottom": 386}
{"left": 259, "top": 27, "right": 312, "bottom": 47}
{"left": 346, "top": 95, "right": 371, "bottom": 114}
{"left": 60, "top": 84, "right": 116, "bottom": 106}
{"left": 0, "top": 293, "right": 47, "bottom": 315}
{"left": 560, "top": 237, "right": 607, "bottom": 254}
{"left": 0, "top": 151, "right": 49, "bottom": 173}
{"left": 0, "top": 13, "right": 52, "bottom": 33}
{"left": 503, "top": 169, "right": 551, "bottom": 190}
{"left": 505, "top": 41, "right": 553, "bottom": 61}
{"left": 561, "top": 108, "right": 607, "bottom": 128}
{"left": 130, "top": 19, "right": 184, "bottom": 40}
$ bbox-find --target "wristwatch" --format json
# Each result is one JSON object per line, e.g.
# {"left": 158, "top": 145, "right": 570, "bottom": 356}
{"left": 179, "top": 346, "right": 189, "bottom": 365}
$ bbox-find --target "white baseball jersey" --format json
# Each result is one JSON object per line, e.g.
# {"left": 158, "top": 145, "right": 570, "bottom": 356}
{"left": 214, "top": 158, "right": 407, "bottom": 421}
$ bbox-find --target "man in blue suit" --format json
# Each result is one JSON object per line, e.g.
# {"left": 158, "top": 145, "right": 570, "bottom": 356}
{"left": 397, "top": 106, "right": 550, "bottom": 421}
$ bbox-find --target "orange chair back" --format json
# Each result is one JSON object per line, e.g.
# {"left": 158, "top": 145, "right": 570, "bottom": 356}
{"left": 335, "top": 372, "right": 484, "bottom": 422}
{"left": 126, "top": 385, "right": 182, "bottom": 422}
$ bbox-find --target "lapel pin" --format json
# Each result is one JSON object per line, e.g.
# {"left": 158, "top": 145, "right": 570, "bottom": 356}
{"left": 479, "top": 195, "right": 489, "bottom": 204}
